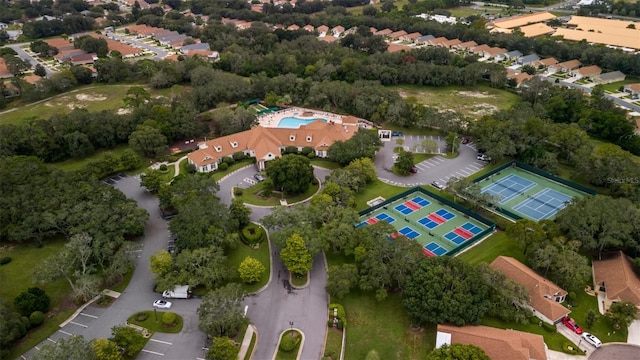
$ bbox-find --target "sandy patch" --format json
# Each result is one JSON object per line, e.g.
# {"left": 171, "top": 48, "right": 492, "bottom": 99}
{"left": 76, "top": 93, "right": 108, "bottom": 101}
{"left": 44, "top": 102, "right": 53, "bottom": 107}
{"left": 67, "top": 103, "right": 86, "bottom": 110}
{"left": 117, "top": 108, "right": 132, "bottom": 115}
{"left": 468, "top": 103, "right": 499, "bottom": 115}
{"left": 457, "top": 91, "right": 493, "bottom": 98}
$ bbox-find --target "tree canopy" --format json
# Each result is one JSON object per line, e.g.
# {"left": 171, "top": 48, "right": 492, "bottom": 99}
{"left": 198, "top": 283, "right": 247, "bottom": 338}
{"left": 425, "top": 344, "right": 490, "bottom": 360}
{"left": 265, "top": 154, "right": 314, "bottom": 194}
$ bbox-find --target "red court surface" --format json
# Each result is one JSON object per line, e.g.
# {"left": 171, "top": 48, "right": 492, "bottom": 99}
{"left": 422, "top": 248, "right": 435, "bottom": 257}
{"left": 405, "top": 201, "right": 420, "bottom": 210}
{"left": 454, "top": 228, "right": 473, "bottom": 239}
{"left": 367, "top": 218, "right": 379, "bottom": 225}
{"left": 428, "top": 213, "right": 446, "bottom": 224}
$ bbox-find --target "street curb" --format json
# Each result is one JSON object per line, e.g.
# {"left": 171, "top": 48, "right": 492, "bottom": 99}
{"left": 59, "top": 290, "right": 105, "bottom": 328}
{"left": 289, "top": 271, "right": 310, "bottom": 290}
{"left": 230, "top": 173, "right": 325, "bottom": 209}
{"left": 248, "top": 222, "right": 273, "bottom": 296}
{"left": 272, "top": 328, "right": 305, "bottom": 360}
{"left": 218, "top": 164, "right": 254, "bottom": 184}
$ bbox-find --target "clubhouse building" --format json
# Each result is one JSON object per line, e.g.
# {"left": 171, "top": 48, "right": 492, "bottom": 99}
{"left": 187, "top": 120, "right": 357, "bottom": 172}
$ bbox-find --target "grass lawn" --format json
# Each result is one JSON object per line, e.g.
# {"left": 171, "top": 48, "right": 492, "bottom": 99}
{"left": 354, "top": 180, "right": 405, "bottom": 211}
{"left": 108, "top": 269, "right": 135, "bottom": 293}
{"left": 448, "top": 6, "right": 502, "bottom": 17}
{"left": 225, "top": 238, "right": 271, "bottom": 294}
{"left": 0, "top": 239, "right": 76, "bottom": 359}
{"left": 127, "top": 311, "right": 184, "bottom": 334}
{"left": 178, "top": 158, "right": 191, "bottom": 175}
{"left": 0, "top": 85, "right": 184, "bottom": 125}
{"left": 211, "top": 159, "right": 255, "bottom": 182}
{"left": 457, "top": 231, "right": 525, "bottom": 266}
{"left": 600, "top": 76, "right": 640, "bottom": 92}
{"left": 275, "top": 330, "right": 302, "bottom": 360}
{"left": 310, "top": 159, "right": 341, "bottom": 170}
{"left": 243, "top": 332, "right": 257, "bottom": 360}
{"left": 568, "top": 289, "right": 627, "bottom": 343}
{"left": 291, "top": 272, "right": 307, "bottom": 287}
{"left": 324, "top": 328, "right": 343, "bottom": 359}
{"left": 389, "top": 85, "right": 521, "bottom": 120}
{"left": 157, "top": 166, "right": 176, "bottom": 183}
{"left": 233, "top": 181, "right": 319, "bottom": 206}
{"left": 481, "top": 316, "right": 578, "bottom": 352}
{"left": 48, "top": 144, "right": 135, "bottom": 172}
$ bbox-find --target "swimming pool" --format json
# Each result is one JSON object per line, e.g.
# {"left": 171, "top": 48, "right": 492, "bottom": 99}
{"left": 277, "top": 117, "right": 327, "bottom": 128}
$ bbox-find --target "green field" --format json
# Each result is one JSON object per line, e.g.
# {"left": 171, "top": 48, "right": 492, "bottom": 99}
{"left": 225, "top": 233, "right": 271, "bottom": 294}
{"left": 0, "top": 84, "right": 185, "bottom": 125}
{"left": 391, "top": 85, "right": 521, "bottom": 120}
{"left": 49, "top": 144, "right": 134, "bottom": 172}
{"left": 355, "top": 180, "right": 405, "bottom": 211}
{"left": 600, "top": 76, "right": 640, "bottom": 92}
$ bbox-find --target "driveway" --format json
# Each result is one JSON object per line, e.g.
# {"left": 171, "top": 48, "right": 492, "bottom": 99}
{"left": 107, "top": 32, "right": 169, "bottom": 60}
{"left": 555, "top": 325, "right": 594, "bottom": 356}
{"left": 628, "top": 319, "right": 640, "bottom": 346}
{"left": 375, "top": 136, "right": 487, "bottom": 187}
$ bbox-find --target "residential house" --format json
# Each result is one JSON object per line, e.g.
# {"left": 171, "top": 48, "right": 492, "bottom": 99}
{"left": 180, "top": 43, "right": 210, "bottom": 52}
{"left": 436, "top": 325, "right": 548, "bottom": 360}
{"left": 302, "top": 24, "right": 314, "bottom": 32}
{"left": 441, "top": 38, "right": 461, "bottom": 48}
{"left": 469, "top": 44, "right": 491, "bottom": 55}
{"left": 22, "top": 75, "right": 42, "bottom": 84}
{"left": 374, "top": 28, "right": 392, "bottom": 37}
{"left": 570, "top": 65, "right": 602, "bottom": 80}
{"left": 451, "top": 40, "right": 477, "bottom": 51}
{"left": 331, "top": 26, "right": 345, "bottom": 37}
{"left": 387, "top": 43, "right": 411, "bottom": 53}
{"left": 623, "top": 83, "right": 640, "bottom": 98}
{"left": 495, "top": 50, "right": 523, "bottom": 62}
{"left": 187, "top": 120, "right": 357, "bottom": 172}
{"left": 400, "top": 32, "right": 422, "bottom": 42}
{"left": 319, "top": 36, "right": 338, "bottom": 43}
{"left": 428, "top": 37, "right": 449, "bottom": 47}
{"left": 6, "top": 30, "right": 22, "bottom": 41}
{"left": 595, "top": 71, "right": 625, "bottom": 84}
{"left": 511, "top": 73, "right": 535, "bottom": 87}
{"left": 44, "top": 38, "right": 75, "bottom": 52}
{"left": 490, "top": 256, "right": 570, "bottom": 324}
{"left": 69, "top": 53, "right": 97, "bottom": 65}
{"left": 388, "top": 30, "right": 408, "bottom": 40}
{"left": 531, "top": 57, "right": 558, "bottom": 70}
{"left": 548, "top": 59, "right": 582, "bottom": 73}
{"left": 484, "top": 47, "right": 507, "bottom": 59}
{"left": 55, "top": 50, "right": 88, "bottom": 63}
{"left": 317, "top": 25, "right": 330, "bottom": 36}
{"left": 516, "top": 54, "right": 541, "bottom": 66}
{"left": 286, "top": 24, "right": 300, "bottom": 31}
{"left": 414, "top": 35, "right": 435, "bottom": 45}
{"left": 0, "top": 58, "right": 11, "bottom": 78}
{"left": 593, "top": 251, "right": 640, "bottom": 311}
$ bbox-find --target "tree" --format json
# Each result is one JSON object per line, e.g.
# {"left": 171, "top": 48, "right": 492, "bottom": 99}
{"left": 266, "top": 154, "right": 314, "bottom": 194}
{"left": 110, "top": 325, "right": 146, "bottom": 358}
{"left": 394, "top": 149, "right": 415, "bottom": 175}
{"left": 326, "top": 264, "right": 358, "bottom": 299}
{"left": 123, "top": 86, "right": 150, "bottom": 108}
{"left": 426, "top": 344, "right": 490, "bottom": 360}
{"left": 229, "top": 198, "right": 251, "bottom": 229}
{"left": 477, "top": 264, "right": 531, "bottom": 323}
{"left": 198, "top": 283, "right": 247, "bottom": 338}
{"left": 605, "top": 301, "right": 638, "bottom": 329}
{"left": 280, "top": 233, "right": 313, "bottom": 277}
{"left": 149, "top": 249, "right": 173, "bottom": 276}
{"left": 172, "top": 245, "right": 231, "bottom": 289}
{"left": 445, "top": 132, "right": 461, "bottom": 155}
{"left": 327, "top": 129, "right": 382, "bottom": 166}
{"left": 0, "top": 301, "right": 27, "bottom": 359}
{"left": 206, "top": 337, "right": 239, "bottom": 360}
{"left": 521, "top": 64, "right": 536, "bottom": 75}
{"left": 32, "top": 335, "right": 96, "bottom": 360}
{"left": 13, "top": 287, "right": 50, "bottom": 316}
{"left": 128, "top": 125, "right": 168, "bottom": 157}
{"left": 238, "top": 256, "right": 266, "bottom": 284}
{"left": 34, "top": 64, "right": 47, "bottom": 77}
{"left": 402, "top": 257, "right": 491, "bottom": 326}
{"left": 214, "top": 107, "right": 257, "bottom": 136}
{"left": 419, "top": 138, "right": 439, "bottom": 153}
{"left": 92, "top": 338, "right": 122, "bottom": 360}
{"left": 5, "top": 56, "right": 30, "bottom": 76}
{"left": 140, "top": 169, "right": 164, "bottom": 193}
{"left": 506, "top": 220, "right": 546, "bottom": 256}
{"left": 585, "top": 309, "right": 598, "bottom": 329}
{"left": 74, "top": 36, "right": 108, "bottom": 58}
{"left": 30, "top": 40, "right": 57, "bottom": 56}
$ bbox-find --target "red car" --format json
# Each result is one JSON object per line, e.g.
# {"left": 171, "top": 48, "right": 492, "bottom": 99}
{"left": 562, "top": 317, "right": 583, "bottom": 334}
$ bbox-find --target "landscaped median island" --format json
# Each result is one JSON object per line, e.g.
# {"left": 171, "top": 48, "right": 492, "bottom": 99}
{"left": 275, "top": 329, "right": 303, "bottom": 360}
{"left": 127, "top": 310, "right": 184, "bottom": 334}
{"left": 323, "top": 304, "right": 346, "bottom": 360}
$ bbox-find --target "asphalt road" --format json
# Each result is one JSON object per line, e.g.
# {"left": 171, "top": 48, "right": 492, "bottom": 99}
{"left": 5, "top": 43, "right": 57, "bottom": 76}
{"left": 107, "top": 32, "right": 169, "bottom": 60}
{"left": 588, "top": 343, "right": 640, "bottom": 360}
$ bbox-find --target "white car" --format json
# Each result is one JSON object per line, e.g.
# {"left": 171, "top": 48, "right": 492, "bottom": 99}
{"left": 581, "top": 332, "right": 602, "bottom": 348}
{"left": 153, "top": 300, "right": 172, "bottom": 309}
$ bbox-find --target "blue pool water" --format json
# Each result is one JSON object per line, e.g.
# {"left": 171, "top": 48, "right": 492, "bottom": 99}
{"left": 277, "top": 117, "right": 327, "bottom": 128}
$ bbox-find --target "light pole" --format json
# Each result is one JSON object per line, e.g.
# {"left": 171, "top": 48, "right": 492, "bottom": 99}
{"left": 289, "top": 321, "right": 294, "bottom": 336}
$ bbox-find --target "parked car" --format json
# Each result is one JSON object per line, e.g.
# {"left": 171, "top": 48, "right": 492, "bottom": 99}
{"left": 254, "top": 174, "right": 265, "bottom": 182}
{"left": 431, "top": 181, "right": 445, "bottom": 190}
{"left": 410, "top": 166, "right": 418, "bottom": 173}
{"left": 477, "top": 154, "right": 491, "bottom": 161}
{"left": 153, "top": 300, "right": 172, "bottom": 309}
{"left": 461, "top": 137, "right": 470, "bottom": 144}
{"left": 581, "top": 333, "right": 601, "bottom": 348}
{"left": 562, "top": 317, "right": 583, "bottom": 334}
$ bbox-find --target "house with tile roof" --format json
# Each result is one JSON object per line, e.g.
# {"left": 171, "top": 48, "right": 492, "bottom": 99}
{"left": 400, "top": 32, "right": 422, "bottom": 42}
{"left": 319, "top": 36, "right": 338, "bottom": 43}
{"left": 595, "top": 71, "right": 625, "bottom": 84}
{"left": 303, "top": 24, "right": 314, "bottom": 32}
{"left": 531, "top": 57, "right": 558, "bottom": 70}
{"left": 548, "top": 59, "right": 581, "bottom": 74}
{"left": 387, "top": 43, "right": 411, "bottom": 53}
{"left": 483, "top": 47, "right": 507, "bottom": 59}
{"left": 469, "top": 44, "right": 491, "bottom": 55}
{"left": 593, "top": 251, "right": 640, "bottom": 311}
{"left": 441, "top": 38, "right": 461, "bottom": 48}
{"left": 436, "top": 324, "right": 548, "bottom": 360}
{"left": 490, "top": 256, "right": 570, "bottom": 324}
{"left": 374, "top": 28, "right": 392, "bottom": 36}
{"left": 570, "top": 65, "right": 602, "bottom": 80}
{"left": 188, "top": 120, "right": 357, "bottom": 172}
{"left": 287, "top": 24, "right": 300, "bottom": 31}
{"left": 414, "top": 35, "right": 435, "bottom": 45}
{"left": 623, "top": 83, "right": 640, "bottom": 98}
{"left": 331, "top": 25, "right": 345, "bottom": 37}
{"left": 317, "top": 25, "right": 330, "bottom": 36}
{"left": 389, "top": 30, "right": 408, "bottom": 40}
{"left": 517, "top": 54, "right": 541, "bottom": 66}
{"left": 429, "top": 37, "right": 449, "bottom": 47}
{"left": 451, "top": 40, "right": 477, "bottom": 51}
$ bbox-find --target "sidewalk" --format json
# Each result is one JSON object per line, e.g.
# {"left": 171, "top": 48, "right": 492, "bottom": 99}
{"left": 628, "top": 319, "right": 640, "bottom": 346}
{"left": 238, "top": 324, "right": 257, "bottom": 359}
{"left": 546, "top": 350, "right": 586, "bottom": 360}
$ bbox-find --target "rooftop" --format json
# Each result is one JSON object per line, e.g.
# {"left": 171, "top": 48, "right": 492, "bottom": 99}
{"left": 593, "top": 251, "right": 640, "bottom": 307}
{"left": 489, "top": 11, "right": 556, "bottom": 29}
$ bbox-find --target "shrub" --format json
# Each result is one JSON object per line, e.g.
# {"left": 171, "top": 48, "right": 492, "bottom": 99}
{"left": 238, "top": 256, "right": 266, "bottom": 284}
{"left": 0, "top": 256, "right": 11, "bottom": 265}
{"left": 541, "top": 322, "right": 556, "bottom": 333}
{"left": 529, "top": 317, "right": 541, "bottom": 325}
{"left": 185, "top": 163, "right": 196, "bottom": 174}
{"left": 279, "top": 333, "right": 300, "bottom": 352}
{"left": 327, "top": 320, "right": 334, "bottom": 328}
{"left": 301, "top": 146, "right": 314, "bottom": 156}
{"left": 20, "top": 316, "right": 31, "bottom": 329}
{"left": 14, "top": 287, "right": 51, "bottom": 316}
{"left": 234, "top": 188, "right": 243, "bottom": 196}
{"left": 311, "top": 178, "right": 319, "bottom": 185}
{"left": 218, "top": 162, "right": 229, "bottom": 171}
{"left": 329, "top": 304, "right": 347, "bottom": 328}
{"left": 29, "top": 311, "right": 45, "bottom": 326}
{"left": 222, "top": 156, "right": 235, "bottom": 165}
{"left": 337, "top": 320, "right": 344, "bottom": 330}
{"left": 240, "top": 224, "right": 265, "bottom": 245}
{"left": 159, "top": 164, "right": 168, "bottom": 171}
{"left": 562, "top": 342, "right": 582, "bottom": 355}
{"left": 307, "top": 152, "right": 316, "bottom": 159}
{"left": 135, "top": 312, "right": 148, "bottom": 322}
{"left": 162, "top": 312, "right": 177, "bottom": 326}
{"left": 282, "top": 146, "right": 299, "bottom": 155}
{"left": 232, "top": 152, "right": 247, "bottom": 161}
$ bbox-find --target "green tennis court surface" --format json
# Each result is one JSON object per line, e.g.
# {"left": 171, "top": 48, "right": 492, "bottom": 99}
{"left": 477, "top": 165, "right": 590, "bottom": 221}
{"left": 358, "top": 189, "right": 494, "bottom": 257}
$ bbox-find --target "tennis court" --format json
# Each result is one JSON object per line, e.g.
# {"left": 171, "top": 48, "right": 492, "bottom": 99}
{"left": 477, "top": 165, "right": 590, "bottom": 221}
{"left": 357, "top": 189, "right": 493, "bottom": 257}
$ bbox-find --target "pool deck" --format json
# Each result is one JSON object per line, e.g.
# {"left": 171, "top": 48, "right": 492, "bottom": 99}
{"left": 257, "top": 107, "right": 345, "bottom": 128}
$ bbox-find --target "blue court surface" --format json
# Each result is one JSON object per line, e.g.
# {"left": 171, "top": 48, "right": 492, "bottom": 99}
{"left": 356, "top": 212, "right": 397, "bottom": 228}
{"left": 424, "top": 242, "right": 448, "bottom": 256}
{"left": 513, "top": 188, "right": 572, "bottom": 221}
{"left": 398, "top": 226, "right": 420, "bottom": 239}
{"left": 411, "top": 196, "right": 430, "bottom": 207}
{"left": 444, "top": 232, "right": 467, "bottom": 245}
{"left": 435, "top": 208, "right": 455, "bottom": 220}
{"left": 461, "top": 222, "right": 483, "bottom": 235}
{"left": 394, "top": 203, "right": 414, "bottom": 215}
{"left": 418, "top": 217, "right": 440, "bottom": 229}
{"left": 481, "top": 174, "right": 537, "bottom": 204}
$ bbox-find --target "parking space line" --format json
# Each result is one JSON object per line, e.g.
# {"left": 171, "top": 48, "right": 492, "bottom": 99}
{"left": 149, "top": 339, "right": 173, "bottom": 345}
{"left": 69, "top": 321, "right": 88, "bottom": 328}
{"left": 141, "top": 349, "right": 165, "bottom": 356}
{"left": 458, "top": 170, "right": 470, "bottom": 175}
{"left": 59, "top": 330, "right": 72, "bottom": 336}
{"left": 455, "top": 172, "right": 467, "bottom": 177}
{"left": 46, "top": 338, "right": 56, "bottom": 343}
{"left": 79, "top": 313, "right": 98, "bottom": 319}
{"left": 35, "top": 346, "right": 40, "bottom": 351}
